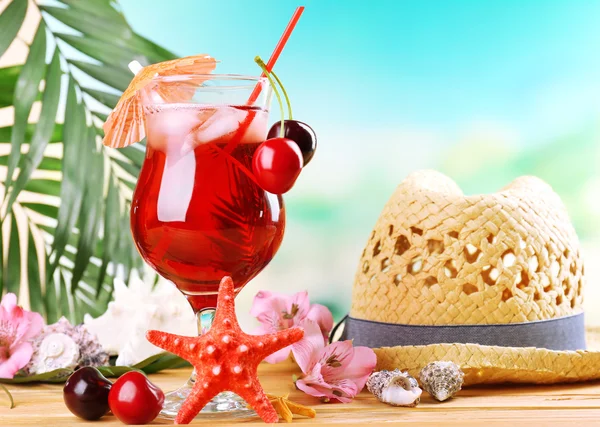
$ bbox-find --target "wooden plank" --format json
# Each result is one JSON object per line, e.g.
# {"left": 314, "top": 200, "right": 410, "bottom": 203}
{"left": 2, "top": 361, "right": 600, "bottom": 425}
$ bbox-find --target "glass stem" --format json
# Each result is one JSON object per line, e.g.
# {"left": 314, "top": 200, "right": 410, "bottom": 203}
{"left": 197, "top": 308, "right": 216, "bottom": 336}
{"left": 187, "top": 308, "right": 215, "bottom": 386}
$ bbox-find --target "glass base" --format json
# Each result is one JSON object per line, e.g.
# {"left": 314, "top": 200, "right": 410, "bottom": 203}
{"left": 159, "top": 372, "right": 256, "bottom": 420}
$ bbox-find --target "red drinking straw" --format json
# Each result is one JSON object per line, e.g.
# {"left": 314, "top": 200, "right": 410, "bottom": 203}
{"left": 247, "top": 6, "right": 305, "bottom": 104}
{"left": 224, "top": 7, "right": 305, "bottom": 154}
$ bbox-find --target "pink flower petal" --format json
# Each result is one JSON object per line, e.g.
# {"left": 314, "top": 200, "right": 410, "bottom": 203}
{"left": 328, "top": 378, "right": 359, "bottom": 403}
{"left": 296, "top": 364, "right": 359, "bottom": 403}
{"left": 319, "top": 340, "right": 354, "bottom": 368}
{"left": 251, "top": 324, "right": 274, "bottom": 336}
{"left": 263, "top": 345, "right": 292, "bottom": 364}
{"left": 250, "top": 290, "right": 290, "bottom": 327}
{"left": 292, "top": 320, "right": 325, "bottom": 374}
{"left": 339, "top": 346, "right": 377, "bottom": 390}
{"left": 18, "top": 311, "right": 44, "bottom": 342}
{"left": 289, "top": 291, "right": 310, "bottom": 321}
{"left": 0, "top": 293, "right": 17, "bottom": 310}
{"left": 307, "top": 303, "right": 334, "bottom": 339}
{"left": 0, "top": 342, "right": 33, "bottom": 379}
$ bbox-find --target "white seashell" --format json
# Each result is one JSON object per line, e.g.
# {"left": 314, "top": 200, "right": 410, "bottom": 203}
{"left": 367, "top": 369, "right": 422, "bottom": 407}
{"left": 84, "top": 269, "right": 196, "bottom": 365}
{"left": 419, "top": 361, "right": 464, "bottom": 402}
{"left": 31, "top": 333, "right": 80, "bottom": 374}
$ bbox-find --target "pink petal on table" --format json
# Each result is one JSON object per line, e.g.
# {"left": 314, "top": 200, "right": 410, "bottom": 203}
{"left": 0, "top": 342, "right": 33, "bottom": 379}
{"left": 263, "top": 345, "right": 292, "bottom": 364}
{"left": 252, "top": 323, "right": 274, "bottom": 336}
{"left": 340, "top": 346, "right": 377, "bottom": 389}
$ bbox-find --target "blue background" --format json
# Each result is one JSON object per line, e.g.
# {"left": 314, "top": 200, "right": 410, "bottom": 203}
{"left": 120, "top": 0, "right": 600, "bottom": 317}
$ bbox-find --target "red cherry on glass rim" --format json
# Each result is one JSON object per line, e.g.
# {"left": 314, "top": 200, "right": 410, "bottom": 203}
{"left": 253, "top": 137, "right": 303, "bottom": 194}
{"left": 108, "top": 371, "right": 164, "bottom": 425}
{"left": 267, "top": 120, "right": 317, "bottom": 166}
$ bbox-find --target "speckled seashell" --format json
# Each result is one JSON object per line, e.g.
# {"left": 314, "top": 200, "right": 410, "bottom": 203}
{"left": 366, "top": 369, "right": 422, "bottom": 407}
{"left": 419, "top": 361, "right": 464, "bottom": 402}
{"left": 30, "top": 333, "right": 80, "bottom": 374}
{"left": 25, "top": 317, "right": 108, "bottom": 374}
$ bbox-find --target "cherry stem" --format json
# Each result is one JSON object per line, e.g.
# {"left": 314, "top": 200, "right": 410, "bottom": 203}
{"left": 0, "top": 384, "right": 14, "bottom": 409}
{"left": 255, "top": 56, "right": 285, "bottom": 138}
{"left": 270, "top": 69, "right": 293, "bottom": 120}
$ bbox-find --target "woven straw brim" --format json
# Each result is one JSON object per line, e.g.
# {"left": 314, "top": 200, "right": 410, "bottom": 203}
{"left": 375, "top": 328, "right": 600, "bottom": 385}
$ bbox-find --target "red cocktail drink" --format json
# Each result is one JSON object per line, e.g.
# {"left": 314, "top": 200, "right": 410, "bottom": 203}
{"left": 131, "top": 104, "right": 284, "bottom": 312}
{"left": 129, "top": 75, "right": 278, "bottom": 417}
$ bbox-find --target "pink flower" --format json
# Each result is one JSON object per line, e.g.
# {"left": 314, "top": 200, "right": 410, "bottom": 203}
{"left": 295, "top": 340, "right": 377, "bottom": 403}
{"left": 0, "top": 294, "right": 44, "bottom": 379}
{"left": 250, "top": 290, "right": 334, "bottom": 364}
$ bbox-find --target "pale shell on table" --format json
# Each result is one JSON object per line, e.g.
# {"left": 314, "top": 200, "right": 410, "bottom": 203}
{"left": 30, "top": 333, "right": 80, "bottom": 374}
{"left": 419, "top": 361, "right": 464, "bottom": 402}
{"left": 366, "top": 369, "right": 422, "bottom": 407}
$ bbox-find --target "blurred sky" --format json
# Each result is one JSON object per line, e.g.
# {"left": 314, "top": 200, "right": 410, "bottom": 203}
{"left": 120, "top": 0, "right": 600, "bottom": 145}
{"left": 118, "top": 0, "right": 600, "bottom": 317}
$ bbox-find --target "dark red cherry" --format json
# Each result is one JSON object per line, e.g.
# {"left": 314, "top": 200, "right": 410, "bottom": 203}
{"left": 63, "top": 367, "right": 112, "bottom": 421}
{"left": 267, "top": 120, "right": 317, "bottom": 165}
{"left": 253, "top": 137, "right": 303, "bottom": 194}
{"left": 108, "top": 371, "right": 164, "bottom": 425}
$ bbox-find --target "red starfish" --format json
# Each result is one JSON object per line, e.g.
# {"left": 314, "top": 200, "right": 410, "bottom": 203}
{"left": 146, "top": 276, "right": 304, "bottom": 424}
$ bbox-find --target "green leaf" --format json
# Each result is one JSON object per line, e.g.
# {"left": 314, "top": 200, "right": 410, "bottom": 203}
{"left": 70, "top": 59, "right": 132, "bottom": 92}
{"left": 27, "top": 225, "right": 45, "bottom": 316}
{"left": 96, "top": 176, "right": 119, "bottom": 295}
{"left": 71, "top": 139, "right": 104, "bottom": 291}
{"left": 141, "top": 354, "right": 190, "bottom": 374}
{"left": 0, "top": 368, "right": 73, "bottom": 384}
{"left": 22, "top": 202, "right": 59, "bottom": 219}
{"left": 0, "top": 383, "right": 14, "bottom": 409}
{"left": 57, "top": 0, "right": 128, "bottom": 24}
{"left": 48, "top": 79, "right": 86, "bottom": 280}
{"left": 0, "top": 0, "right": 28, "bottom": 58}
{"left": 119, "top": 145, "right": 145, "bottom": 168}
{"left": 0, "top": 155, "right": 62, "bottom": 171}
{"left": 41, "top": 5, "right": 167, "bottom": 64}
{"left": 24, "top": 179, "right": 61, "bottom": 198}
{"left": 0, "top": 65, "right": 22, "bottom": 108}
{"left": 6, "top": 50, "right": 62, "bottom": 211}
{"left": 0, "top": 354, "right": 188, "bottom": 384}
{"left": 58, "top": 270, "right": 73, "bottom": 323}
{"left": 112, "top": 156, "right": 139, "bottom": 178}
{"left": 55, "top": 32, "right": 139, "bottom": 69}
{"left": 5, "top": 215, "right": 21, "bottom": 295}
{"left": 44, "top": 275, "right": 59, "bottom": 324}
{"left": 81, "top": 86, "right": 120, "bottom": 109}
{"left": 40, "top": 5, "right": 132, "bottom": 41}
{"left": 0, "top": 123, "right": 63, "bottom": 144}
{"left": 132, "top": 352, "right": 168, "bottom": 370}
{"left": 5, "top": 22, "right": 47, "bottom": 191}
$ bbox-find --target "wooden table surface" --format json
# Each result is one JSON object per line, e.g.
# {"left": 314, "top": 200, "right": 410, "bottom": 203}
{"left": 2, "top": 361, "right": 600, "bottom": 426}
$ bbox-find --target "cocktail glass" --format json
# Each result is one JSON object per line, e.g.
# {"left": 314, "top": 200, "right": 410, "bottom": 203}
{"left": 130, "top": 74, "right": 283, "bottom": 418}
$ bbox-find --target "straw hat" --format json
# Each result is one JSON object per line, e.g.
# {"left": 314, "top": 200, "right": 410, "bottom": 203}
{"left": 341, "top": 170, "right": 599, "bottom": 385}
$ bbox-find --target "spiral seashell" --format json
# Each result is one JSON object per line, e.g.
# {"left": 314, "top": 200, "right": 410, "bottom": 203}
{"left": 366, "top": 369, "right": 422, "bottom": 407}
{"left": 419, "top": 361, "right": 464, "bottom": 402}
{"left": 31, "top": 333, "right": 80, "bottom": 374}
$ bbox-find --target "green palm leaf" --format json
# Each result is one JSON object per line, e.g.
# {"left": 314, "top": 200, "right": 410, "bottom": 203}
{"left": 0, "top": 0, "right": 175, "bottom": 323}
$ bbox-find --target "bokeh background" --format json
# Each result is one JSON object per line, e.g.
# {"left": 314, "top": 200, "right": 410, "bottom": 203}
{"left": 117, "top": 0, "right": 600, "bottom": 324}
